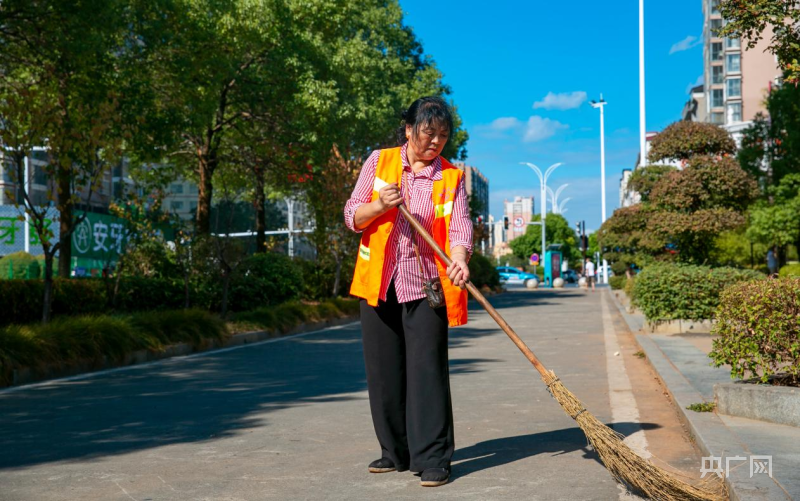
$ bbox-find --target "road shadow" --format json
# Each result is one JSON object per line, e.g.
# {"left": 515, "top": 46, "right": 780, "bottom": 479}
{"left": 451, "top": 421, "right": 662, "bottom": 482}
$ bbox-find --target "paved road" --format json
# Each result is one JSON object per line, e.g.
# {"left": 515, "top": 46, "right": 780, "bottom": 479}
{"left": 0, "top": 288, "right": 704, "bottom": 500}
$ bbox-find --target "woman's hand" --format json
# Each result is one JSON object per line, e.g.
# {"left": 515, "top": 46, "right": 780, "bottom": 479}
{"left": 447, "top": 247, "right": 470, "bottom": 289}
{"left": 377, "top": 183, "right": 402, "bottom": 213}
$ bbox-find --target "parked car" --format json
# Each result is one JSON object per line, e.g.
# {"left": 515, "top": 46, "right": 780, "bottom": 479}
{"left": 562, "top": 269, "right": 579, "bottom": 283}
{"left": 496, "top": 266, "right": 539, "bottom": 285}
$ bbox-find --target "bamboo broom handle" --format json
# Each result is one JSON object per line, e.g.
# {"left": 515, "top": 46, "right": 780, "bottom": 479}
{"left": 398, "top": 204, "right": 549, "bottom": 378}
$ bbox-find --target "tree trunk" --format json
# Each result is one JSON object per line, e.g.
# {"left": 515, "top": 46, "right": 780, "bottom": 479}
{"left": 220, "top": 268, "right": 231, "bottom": 318}
{"left": 57, "top": 169, "right": 73, "bottom": 278}
{"left": 333, "top": 253, "right": 342, "bottom": 297}
{"left": 196, "top": 153, "right": 216, "bottom": 235}
{"left": 254, "top": 163, "right": 266, "bottom": 253}
{"left": 42, "top": 252, "right": 55, "bottom": 323}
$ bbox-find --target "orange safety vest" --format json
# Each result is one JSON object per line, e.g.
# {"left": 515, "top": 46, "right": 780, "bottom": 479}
{"left": 350, "top": 146, "right": 469, "bottom": 327}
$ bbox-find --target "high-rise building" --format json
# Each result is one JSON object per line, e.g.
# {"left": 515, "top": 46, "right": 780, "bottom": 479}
{"left": 452, "top": 161, "right": 489, "bottom": 222}
{"left": 619, "top": 169, "right": 640, "bottom": 208}
{"left": 504, "top": 196, "right": 534, "bottom": 243}
{"left": 702, "top": 0, "right": 781, "bottom": 140}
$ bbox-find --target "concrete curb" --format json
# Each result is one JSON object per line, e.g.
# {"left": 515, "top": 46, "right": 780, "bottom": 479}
{"left": 608, "top": 291, "right": 791, "bottom": 501}
{"left": 715, "top": 383, "right": 800, "bottom": 429}
{"left": 6, "top": 315, "right": 359, "bottom": 389}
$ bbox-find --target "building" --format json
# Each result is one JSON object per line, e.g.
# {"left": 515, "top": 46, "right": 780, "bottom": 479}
{"left": 702, "top": 0, "right": 781, "bottom": 141}
{"left": 452, "top": 161, "right": 489, "bottom": 222}
{"left": 503, "top": 196, "right": 534, "bottom": 243}
{"left": 681, "top": 84, "right": 707, "bottom": 123}
{"left": 619, "top": 169, "right": 640, "bottom": 208}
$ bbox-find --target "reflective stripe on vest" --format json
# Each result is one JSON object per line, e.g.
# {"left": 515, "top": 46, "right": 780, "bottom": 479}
{"left": 349, "top": 147, "right": 468, "bottom": 327}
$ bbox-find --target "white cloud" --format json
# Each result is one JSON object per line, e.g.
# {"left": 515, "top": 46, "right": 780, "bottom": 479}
{"left": 532, "top": 91, "right": 587, "bottom": 110}
{"left": 685, "top": 74, "right": 704, "bottom": 94}
{"left": 489, "top": 117, "right": 521, "bottom": 131}
{"left": 669, "top": 35, "right": 702, "bottom": 55}
{"left": 523, "top": 116, "right": 568, "bottom": 142}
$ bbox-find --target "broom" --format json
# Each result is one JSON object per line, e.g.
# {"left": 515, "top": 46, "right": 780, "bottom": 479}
{"left": 398, "top": 204, "right": 724, "bottom": 501}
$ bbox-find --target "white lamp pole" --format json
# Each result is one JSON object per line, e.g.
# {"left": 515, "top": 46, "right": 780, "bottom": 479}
{"left": 522, "top": 162, "right": 562, "bottom": 285}
{"left": 591, "top": 96, "right": 608, "bottom": 284}
{"left": 639, "top": 0, "right": 647, "bottom": 168}
{"left": 546, "top": 183, "right": 569, "bottom": 214}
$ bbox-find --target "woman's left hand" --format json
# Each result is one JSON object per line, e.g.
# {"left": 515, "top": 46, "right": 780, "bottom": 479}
{"left": 447, "top": 250, "right": 470, "bottom": 289}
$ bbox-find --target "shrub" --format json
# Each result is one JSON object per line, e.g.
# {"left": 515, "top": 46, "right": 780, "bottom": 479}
{"left": 624, "top": 276, "right": 636, "bottom": 298}
{"left": 0, "top": 251, "right": 40, "bottom": 279}
{"left": 632, "top": 264, "right": 763, "bottom": 323}
{"left": 779, "top": 263, "right": 800, "bottom": 277}
{"left": 112, "top": 276, "right": 186, "bottom": 312}
{"left": 0, "top": 279, "right": 107, "bottom": 326}
{"left": 469, "top": 252, "right": 500, "bottom": 288}
{"left": 710, "top": 278, "right": 800, "bottom": 384}
{"left": 230, "top": 253, "right": 303, "bottom": 311}
{"left": 609, "top": 275, "right": 626, "bottom": 290}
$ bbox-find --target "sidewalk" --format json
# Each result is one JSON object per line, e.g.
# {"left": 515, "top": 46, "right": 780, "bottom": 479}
{"left": 609, "top": 291, "right": 799, "bottom": 501}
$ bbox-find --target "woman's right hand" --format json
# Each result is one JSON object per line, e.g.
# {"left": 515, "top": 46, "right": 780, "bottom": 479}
{"left": 377, "top": 183, "right": 402, "bottom": 213}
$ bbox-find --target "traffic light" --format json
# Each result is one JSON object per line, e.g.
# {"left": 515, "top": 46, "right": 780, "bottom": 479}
{"left": 503, "top": 216, "right": 509, "bottom": 230}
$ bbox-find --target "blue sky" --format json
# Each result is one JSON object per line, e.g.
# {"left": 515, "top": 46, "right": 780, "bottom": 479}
{"left": 399, "top": 0, "right": 705, "bottom": 232}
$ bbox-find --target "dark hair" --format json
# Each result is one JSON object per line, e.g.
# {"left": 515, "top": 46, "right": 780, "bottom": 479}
{"left": 396, "top": 96, "right": 454, "bottom": 146}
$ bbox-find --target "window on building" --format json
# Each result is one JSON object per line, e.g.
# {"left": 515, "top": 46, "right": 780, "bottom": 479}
{"left": 726, "top": 37, "right": 740, "bottom": 49}
{"left": 170, "top": 201, "right": 184, "bottom": 211}
{"left": 1, "top": 160, "right": 15, "bottom": 182}
{"left": 189, "top": 201, "right": 198, "bottom": 213}
{"left": 727, "top": 102, "right": 742, "bottom": 123}
{"left": 712, "top": 65, "right": 724, "bottom": 84}
{"left": 711, "top": 89, "right": 724, "bottom": 108}
{"left": 711, "top": 42, "right": 723, "bottom": 61}
{"left": 33, "top": 165, "right": 48, "bottom": 185}
{"left": 170, "top": 183, "right": 184, "bottom": 194}
{"left": 711, "top": 112, "right": 725, "bottom": 124}
{"left": 711, "top": 0, "right": 720, "bottom": 15}
{"left": 710, "top": 18, "right": 722, "bottom": 36}
{"left": 726, "top": 78, "right": 741, "bottom": 98}
{"left": 726, "top": 53, "right": 741, "bottom": 72}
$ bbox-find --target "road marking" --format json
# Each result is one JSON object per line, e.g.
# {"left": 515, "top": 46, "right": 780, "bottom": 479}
{"left": 0, "top": 321, "right": 360, "bottom": 395}
{"left": 601, "top": 292, "right": 650, "bottom": 499}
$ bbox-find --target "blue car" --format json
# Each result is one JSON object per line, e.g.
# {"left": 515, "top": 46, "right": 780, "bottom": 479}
{"left": 496, "top": 266, "right": 539, "bottom": 285}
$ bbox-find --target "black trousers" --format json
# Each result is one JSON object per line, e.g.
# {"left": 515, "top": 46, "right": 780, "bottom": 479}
{"left": 360, "top": 281, "right": 454, "bottom": 472}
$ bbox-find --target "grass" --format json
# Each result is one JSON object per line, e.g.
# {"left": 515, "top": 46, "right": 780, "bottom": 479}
{"left": 0, "top": 298, "right": 360, "bottom": 386}
{"left": 229, "top": 298, "right": 359, "bottom": 334}
{"left": 0, "top": 309, "right": 227, "bottom": 385}
{"left": 686, "top": 402, "right": 716, "bottom": 413}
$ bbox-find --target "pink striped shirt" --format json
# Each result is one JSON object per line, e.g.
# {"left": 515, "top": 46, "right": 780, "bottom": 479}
{"left": 344, "top": 144, "right": 473, "bottom": 304}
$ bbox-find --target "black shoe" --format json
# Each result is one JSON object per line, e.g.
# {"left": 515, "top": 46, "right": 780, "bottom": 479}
{"left": 368, "top": 457, "right": 396, "bottom": 473}
{"left": 420, "top": 467, "right": 450, "bottom": 487}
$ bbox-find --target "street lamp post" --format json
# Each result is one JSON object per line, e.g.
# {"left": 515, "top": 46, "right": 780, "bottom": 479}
{"left": 546, "top": 183, "right": 569, "bottom": 214}
{"left": 590, "top": 95, "right": 608, "bottom": 284}
{"left": 521, "top": 162, "right": 563, "bottom": 286}
{"left": 639, "top": 0, "right": 647, "bottom": 168}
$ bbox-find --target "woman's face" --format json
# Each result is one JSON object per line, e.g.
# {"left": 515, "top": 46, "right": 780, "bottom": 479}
{"left": 406, "top": 122, "right": 449, "bottom": 162}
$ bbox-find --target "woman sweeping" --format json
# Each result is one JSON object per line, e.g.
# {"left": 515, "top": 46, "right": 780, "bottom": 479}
{"left": 343, "top": 96, "right": 472, "bottom": 487}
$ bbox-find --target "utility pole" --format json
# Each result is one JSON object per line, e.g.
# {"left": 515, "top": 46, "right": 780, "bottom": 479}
{"left": 590, "top": 96, "right": 609, "bottom": 284}
{"left": 522, "top": 162, "right": 563, "bottom": 287}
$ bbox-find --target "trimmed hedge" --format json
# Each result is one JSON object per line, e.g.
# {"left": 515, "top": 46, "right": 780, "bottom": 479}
{"left": 779, "top": 263, "right": 800, "bottom": 277}
{"left": 609, "top": 275, "right": 626, "bottom": 290}
{"left": 0, "top": 279, "right": 108, "bottom": 325}
{"left": 632, "top": 264, "right": 764, "bottom": 323}
{"left": 710, "top": 278, "right": 800, "bottom": 384}
{"left": 0, "top": 309, "right": 228, "bottom": 385}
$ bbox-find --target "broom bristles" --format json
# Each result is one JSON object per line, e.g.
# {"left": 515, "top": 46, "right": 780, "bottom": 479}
{"left": 541, "top": 370, "right": 726, "bottom": 501}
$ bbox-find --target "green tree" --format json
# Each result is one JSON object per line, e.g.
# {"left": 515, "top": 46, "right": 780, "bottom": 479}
{"left": 718, "top": 0, "right": 800, "bottom": 84}
{"left": 1, "top": 0, "right": 135, "bottom": 320}
{"left": 509, "top": 213, "right": 577, "bottom": 264}
{"left": 737, "top": 82, "right": 800, "bottom": 189}
{"left": 746, "top": 173, "right": 800, "bottom": 266}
